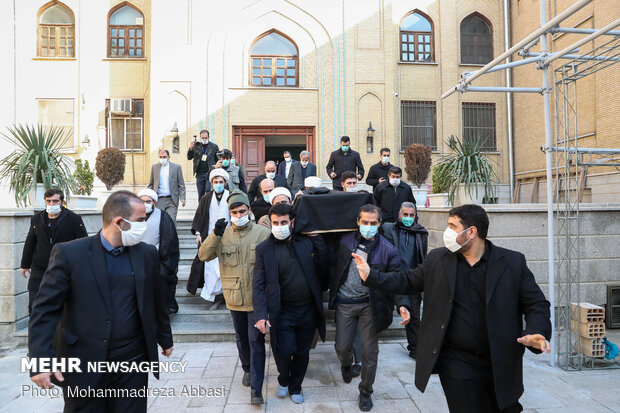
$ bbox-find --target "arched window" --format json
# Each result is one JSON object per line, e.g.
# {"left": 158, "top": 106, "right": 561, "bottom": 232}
{"left": 400, "top": 11, "right": 434, "bottom": 63}
{"left": 108, "top": 3, "right": 144, "bottom": 58}
{"left": 38, "top": 2, "right": 75, "bottom": 57}
{"left": 250, "top": 31, "right": 298, "bottom": 87}
{"left": 461, "top": 14, "right": 493, "bottom": 64}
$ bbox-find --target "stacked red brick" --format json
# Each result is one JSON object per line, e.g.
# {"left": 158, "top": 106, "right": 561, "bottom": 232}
{"left": 571, "top": 303, "right": 606, "bottom": 358}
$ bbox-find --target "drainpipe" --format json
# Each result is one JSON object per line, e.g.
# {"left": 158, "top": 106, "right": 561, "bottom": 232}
{"left": 504, "top": 0, "right": 515, "bottom": 201}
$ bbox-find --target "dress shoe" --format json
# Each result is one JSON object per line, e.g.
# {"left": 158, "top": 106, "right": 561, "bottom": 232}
{"left": 341, "top": 364, "right": 353, "bottom": 383}
{"left": 250, "top": 389, "right": 264, "bottom": 405}
{"left": 358, "top": 391, "right": 373, "bottom": 411}
{"left": 408, "top": 350, "right": 416, "bottom": 360}
{"left": 241, "top": 372, "right": 250, "bottom": 387}
{"left": 351, "top": 363, "right": 361, "bottom": 377}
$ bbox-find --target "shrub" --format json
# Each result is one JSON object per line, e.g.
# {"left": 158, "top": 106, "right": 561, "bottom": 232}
{"left": 404, "top": 144, "right": 432, "bottom": 188}
{"left": 73, "top": 159, "right": 94, "bottom": 196}
{"left": 431, "top": 163, "right": 451, "bottom": 194}
{"left": 95, "top": 148, "right": 126, "bottom": 190}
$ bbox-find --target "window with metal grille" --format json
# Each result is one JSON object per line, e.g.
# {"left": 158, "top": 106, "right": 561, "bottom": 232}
{"left": 250, "top": 31, "right": 298, "bottom": 87}
{"left": 38, "top": 3, "right": 75, "bottom": 57}
{"left": 462, "top": 102, "right": 496, "bottom": 151}
{"left": 400, "top": 11, "right": 434, "bottom": 63}
{"left": 460, "top": 14, "right": 493, "bottom": 65}
{"left": 105, "top": 99, "right": 144, "bottom": 150}
{"left": 401, "top": 101, "right": 436, "bottom": 150}
{"left": 108, "top": 4, "right": 144, "bottom": 58}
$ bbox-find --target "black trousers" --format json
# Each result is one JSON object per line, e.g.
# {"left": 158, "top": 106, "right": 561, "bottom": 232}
{"left": 405, "top": 292, "right": 421, "bottom": 353}
{"left": 229, "top": 310, "right": 265, "bottom": 392}
{"left": 272, "top": 303, "right": 316, "bottom": 394}
{"left": 62, "top": 353, "right": 148, "bottom": 413}
{"left": 437, "top": 348, "right": 523, "bottom": 413}
{"left": 195, "top": 172, "right": 211, "bottom": 200}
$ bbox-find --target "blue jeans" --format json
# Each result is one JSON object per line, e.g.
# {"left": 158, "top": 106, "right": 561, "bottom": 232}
{"left": 229, "top": 310, "right": 266, "bottom": 392}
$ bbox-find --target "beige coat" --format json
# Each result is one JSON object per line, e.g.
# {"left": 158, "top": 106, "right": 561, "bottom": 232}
{"left": 198, "top": 221, "right": 270, "bottom": 311}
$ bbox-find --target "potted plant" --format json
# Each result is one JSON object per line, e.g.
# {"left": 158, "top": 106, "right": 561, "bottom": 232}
{"left": 0, "top": 124, "right": 76, "bottom": 209}
{"left": 404, "top": 143, "right": 432, "bottom": 207}
{"left": 68, "top": 159, "right": 97, "bottom": 209}
{"left": 428, "top": 163, "right": 451, "bottom": 207}
{"left": 440, "top": 136, "right": 496, "bottom": 206}
{"left": 95, "top": 148, "right": 126, "bottom": 208}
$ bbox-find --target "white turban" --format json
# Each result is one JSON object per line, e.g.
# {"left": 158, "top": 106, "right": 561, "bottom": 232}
{"left": 269, "top": 187, "right": 292, "bottom": 204}
{"left": 137, "top": 188, "right": 158, "bottom": 203}
{"left": 304, "top": 176, "right": 322, "bottom": 188}
{"left": 209, "top": 168, "right": 230, "bottom": 183}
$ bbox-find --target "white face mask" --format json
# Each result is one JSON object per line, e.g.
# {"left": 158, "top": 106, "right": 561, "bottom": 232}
{"left": 230, "top": 215, "right": 250, "bottom": 227}
{"left": 390, "top": 178, "right": 401, "bottom": 187}
{"left": 284, "top": 157, "right": 292, "bottom": 163}
{"left": 144, "top": 202, "right": 153, "bottom": 214}
{"left": 159, "top": 158, "right": 169, "bottom": 166}
{"left": 301, "top": 161, "right": 308, "bottom": 167}
{"left": 272, "top": 224, "right": 291, "bottom": 240}
{"left": 46, "top": 204, "right": 61, "bottom": 215}
{"left": 201, "top": 138, "right": 209, "bottom": 144}
{"left": 443, "top": 227, "right": 471, "bottom": 253}
{"left": 116, "top": 218, "right": 148, "bottom": 246}
{"left": 266, "top": 172, "right": 276, "bottom": 179}
{"left": 345, "top": 186, "right": 359, "bottom": 193}
{"left": 382, "top": 156, "right": 390, "bottom": 164}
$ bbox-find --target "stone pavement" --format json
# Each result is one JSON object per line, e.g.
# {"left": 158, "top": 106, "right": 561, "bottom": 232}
{"left": 1, "top": 338, "right": 619, "bottom": 413}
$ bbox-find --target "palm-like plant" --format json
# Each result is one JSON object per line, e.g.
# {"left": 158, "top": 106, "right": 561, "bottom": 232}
{"left": 0, "top": 124, "right": 76, "bottom": 207}
{"left": 440, "top": 136, "right": 497, "bottom": 205}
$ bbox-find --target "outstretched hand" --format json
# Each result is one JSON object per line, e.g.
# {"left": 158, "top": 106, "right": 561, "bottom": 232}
{"left": 517, "top": 334, "right": 550, "bottom": 354}
{"left": 352, "top": 253, "right": 370, "bottom": 281}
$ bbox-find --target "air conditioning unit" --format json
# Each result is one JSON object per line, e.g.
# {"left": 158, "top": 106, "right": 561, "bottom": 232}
{"left": 110, "top": 98, "right": 133, "bottom": 114}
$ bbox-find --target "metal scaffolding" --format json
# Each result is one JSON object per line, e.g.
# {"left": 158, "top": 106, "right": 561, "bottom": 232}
{"left": 440, "top": 0, "right": 620, "bottom": 369}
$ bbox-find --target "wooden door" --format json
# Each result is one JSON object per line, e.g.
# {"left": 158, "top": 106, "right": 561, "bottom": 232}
{"left": 242, "top": 136, "right": 265, "bottom": 183}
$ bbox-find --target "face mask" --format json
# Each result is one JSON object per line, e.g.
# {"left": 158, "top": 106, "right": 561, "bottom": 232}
{"left": 144, "top": 203, "right": 153, "bottom": 214}
{"left": 222, "top": 159, "right": 230, "bottom": 168}
{"left": 301, "top": 161, "right": 308, "bottom": 167}
{"left": 284, "top": 157, "right": 292, "bottom": 163}
{"left": 272, "top": 224, "right": 291, "bottom": 240}
{"left": 443, "top": 227, "right": 471, "bottom": 253}
{"left": 116, "top": 218, "right": 148, "bottom": 246}
{"left": 46, "top": 204, "right": 61, "bottom": 215}
{"left": 345, "top": 186, "right": 358, "bottom": 193}
{"left": 231, "top": 215, "right": 249, "bottom": 227}
{"left": 390, "top": 178, "right": 401, "bottom": 187}
{"left": 230, "top": 159, "right": 236, "bottom": 166}
{"left": 401, "top": 216, "right": 414, "bottom": 227}
{"left": 382, "top": 156, "right": 390, "bottom": 164}
{"left": 213, "top": 184, "right": 225, "bottom": 194}
{"left": 266, "top": 172, "right": 276, "bottom": 179}
{"left": 341, "top": 145, "right": 349, "bottom": 152}
{"left": 159, "top": 158, "right": 169, "bottom": 166}
{"left": 201, "top": 138, "right": 209, "bottom": 144}
{"left": 263, "top": 194, "right": 271, "bottom": 204}
{"left": 359, "top": 224, "right": 378, "bottom": 239}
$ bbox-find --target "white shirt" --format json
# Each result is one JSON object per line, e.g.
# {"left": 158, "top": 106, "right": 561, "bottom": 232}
{"left": 158, "top": 163, "right": 171, "bottom": 196}
{"left": 285, "top": 161, "right": 292, "bottom": 178}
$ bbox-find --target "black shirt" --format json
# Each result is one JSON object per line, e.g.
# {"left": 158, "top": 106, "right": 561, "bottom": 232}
{"left": 196, "top": 143, "right": 212, "bottom": 173}
{"left": 443, "top": 242, "right": 490, "bottom": 354}
{"left": 277, "top": 240, "right": 312, "bottom": 306}
{"left": 251, "top": 197, "right": 271, "bottom": 222}
{"left": 42, "top": 211, "right": 60, "bottom": 241}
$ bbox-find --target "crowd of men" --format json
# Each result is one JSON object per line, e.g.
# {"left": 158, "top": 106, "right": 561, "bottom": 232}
{"left": 23, "top": 132, "right": 551, "bottom": 413}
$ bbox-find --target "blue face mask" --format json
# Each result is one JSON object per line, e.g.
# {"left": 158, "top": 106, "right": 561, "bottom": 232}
{"left": 213, "top": 184, "right": 225, "bottom": 194}
{"left": 341, "top": 145, "right": 349, "bottom": 152}
{"left": 263, "top": 194, "right": 271, "bottom": 204}
{"left": 222, "top": 160, "right": 230, "bottom": 168}
{"left": 230, "top": 159, "right": 236, "bottom": 166}
{"left": 359, "top": 225, "right": 378, "bottom": 239}
{"left": 401, "top": 216, "right": 414, "bottom": 227}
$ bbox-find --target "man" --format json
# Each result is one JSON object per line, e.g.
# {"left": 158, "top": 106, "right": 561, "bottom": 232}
{"left": 29, "top": 191, "right": 174, "bottom": 413}
{"left": 214, "top": 149, "right": 246, "bottom": 193}
{"left": 138, "top": 188, "right": 180, "bottom": 314}
{"left": 277, "top": 151, "right": 296, "bottom": 179}
{"left": 374, "top": 166, "right": 414, "bottom": 223}
{"left": 247, "top": 161, "right": 289, "bottom": 203}
{"left": 187, "top": 129, "right": 220, "bottom": 198}
{"left": 365, "top": 148, "right": 392, "bottom": 190}
{"left": 257, "top": 187, "right": 292, "bottom": 229}
{"left": 148, "top": 149, "right": 186, "bottom": 223}
{"left": 287, "top": 150, "right": 317, "bottom": 194}
{"left": 20, "top": 189, "right": 88, "bottom": 315}
{"left": 326, "top": 136, "right": 365, "bottom": 191}
{"left": 329, "top": 204, "right": 410, "bottom": 412}
{"left": 253, "top": 204, "right": 327, "bottom": 404}
{"left": 187, "top": 169, "right": 231, "bottom": 308}
{"left": 354, "top": 204, "right": 552, "bottom": 413}
{"left": 381, "top": 202, "right": 427, "bottom": 359}
{"left": 250, "top": 178, "right": 275, "bottom": 223}
{"left": 198, "top": 190, "right": 271, "bottom": 405}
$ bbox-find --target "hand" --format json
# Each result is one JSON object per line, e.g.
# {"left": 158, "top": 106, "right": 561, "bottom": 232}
{"left": 399, "top": 307, "right": 411, "bottom": 325}
{"left": 161, "top": 346, "right": 174, "bottom": 357}
{"left": 215, "top": 159, "right": 223, "bottom": 168}
{"left": 255, "top": 319, "right": 271, "bottom": 334}
{"left": 517, "top": 334, "right": 550, "bottom": 354}
{"left": 378, "top": 177, "right": 386, "bottom": 183}
{"left": 351, "top": 253, "right": 370, "bottom": 281}
{"left": 214, "top": 218, "right": 227, "bottom": 237}
{"left": 20, "top": 268, "right": 31, "bottom": 278}
{"left": 357, "top": 174, "right": 362, "bottom": 180}
{"left": 181, "top": 200, "right": 186, "bottom": 207}
{"left": 330, "top": 172, "right": 337, "bottom": 179}
{"left": 31, "top": 371, "right": 64, "bottom": 389}
{"left": 195, "top": 234, "right": 202, "bottom": 245}
{"left": 189, "top": 141, "right": 195, "bottom": 149}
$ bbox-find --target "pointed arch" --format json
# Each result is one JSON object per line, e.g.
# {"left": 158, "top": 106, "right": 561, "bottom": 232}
{"left": 37, "top": 1, "right": 75, "bottom": 57}
{"left": 460, "top": 12, "right": 493, "bottom": 64}
{"left": 249, "top": 29, "right": 299, "bottom": 87}
{"left": 107, "top": 2, "right": 145, "bottom": 58}
{"left": 399, "top": 10, "right": 434, "bottom": 63}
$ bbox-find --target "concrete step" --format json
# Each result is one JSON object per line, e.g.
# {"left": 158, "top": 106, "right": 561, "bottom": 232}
{"left": 169, "top": 306, "right": 233, "bottom": 323}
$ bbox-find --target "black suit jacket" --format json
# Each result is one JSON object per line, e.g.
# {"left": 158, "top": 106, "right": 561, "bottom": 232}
{"left": 252, "top": 235, "right": 327, "bottom": 354}
{"left": 373, "top": 181, "right": 415, "bottom": 223}
{"left": 364, "top": 242, "right": 551, "bottom": 409}
{"left": 326, "top": 148, "right": 365, "bottom": 189}
{"left": 247, "top": 173, "right": 290, "bottom": 203}
{"left": 28, "top": 235, "right": 173, "bottom": 389}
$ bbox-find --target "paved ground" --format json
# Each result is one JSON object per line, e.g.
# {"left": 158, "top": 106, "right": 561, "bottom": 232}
{"left": 1, "top": 337, "right": 619, "bottom": 413}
